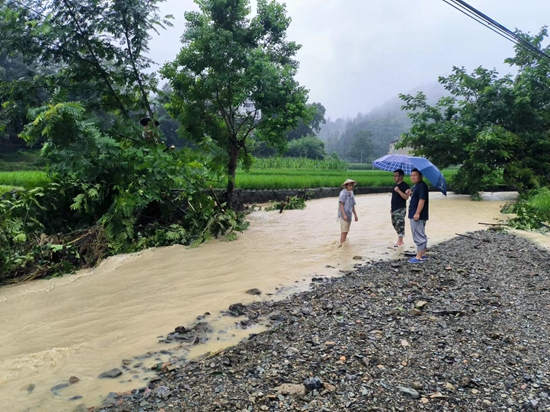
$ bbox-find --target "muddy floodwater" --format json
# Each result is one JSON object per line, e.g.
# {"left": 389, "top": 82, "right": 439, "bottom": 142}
{"left": 1, "top": 192, "right": 548, "bottom": 411}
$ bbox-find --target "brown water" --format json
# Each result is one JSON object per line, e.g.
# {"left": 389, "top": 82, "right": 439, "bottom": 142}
{"left": 1, "top": 192, "right": 548, "bottom": 412}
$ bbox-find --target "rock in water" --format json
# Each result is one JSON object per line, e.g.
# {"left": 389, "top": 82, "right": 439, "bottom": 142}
{"left": 50, "top": 383, "right": 69, "bottom": 392}
{"left": 98, "top": 368, "right": 123, "bottom": 379}
{"left": 228, "top": 303, "right": 247, "bottom": 316}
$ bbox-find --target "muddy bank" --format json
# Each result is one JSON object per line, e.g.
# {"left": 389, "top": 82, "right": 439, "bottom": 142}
{"left": 101, "top": 231, "right": 550, "bottom": 411}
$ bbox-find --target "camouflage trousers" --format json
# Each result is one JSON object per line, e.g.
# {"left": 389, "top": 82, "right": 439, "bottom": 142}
{"left": 391, "top": 208, "right": 406, "bottom": 237}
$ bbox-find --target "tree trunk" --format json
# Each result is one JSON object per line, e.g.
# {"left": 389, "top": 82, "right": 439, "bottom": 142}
{"left": 226, "top": 138, "right": 239, "bottom": 209}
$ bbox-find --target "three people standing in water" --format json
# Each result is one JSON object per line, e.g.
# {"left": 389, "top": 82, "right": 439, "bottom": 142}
{"left": 338, "top": 168, "right": 429, "bottom": 263}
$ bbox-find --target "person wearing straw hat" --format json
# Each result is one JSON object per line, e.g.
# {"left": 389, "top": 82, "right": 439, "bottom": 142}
{"left": 338, "top": 179, "right": 359, "bottom": 246}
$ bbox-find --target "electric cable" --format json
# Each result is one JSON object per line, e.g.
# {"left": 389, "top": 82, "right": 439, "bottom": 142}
{"left": 443, "top": 0, "right": 550, "bottom": 65}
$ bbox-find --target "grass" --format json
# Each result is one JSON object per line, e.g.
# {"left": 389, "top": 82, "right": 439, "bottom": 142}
{"left": 0, "top": 171, "right": 49, "bottom": 189}
{"left": 529, "top": 188, "right": 550, "bottom": 214}
{"left": 347, "top": 163, "right": 374, "bottom": 170}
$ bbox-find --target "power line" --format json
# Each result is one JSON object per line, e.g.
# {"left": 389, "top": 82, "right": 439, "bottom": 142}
{"left": 442, "top": 0, "right": 550, "bottom": 65}
{"left": 441, "top": 0, "right": 518, "bottom": 45}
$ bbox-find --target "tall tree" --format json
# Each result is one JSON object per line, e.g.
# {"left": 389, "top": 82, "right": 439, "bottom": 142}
{"left": 399, "top": 28, "right": 550, "bottom": 195}
{"left": 162, "top": 0, "right": 309, "bottom": 206}
{"left": 286, "top": 102, "right": 326, "bottom": 141}
{"left": 0, "top": 0, "right": 172, "bottom": 122}
{"left": 347, "top": 130, "right": 374, "bottom": 163}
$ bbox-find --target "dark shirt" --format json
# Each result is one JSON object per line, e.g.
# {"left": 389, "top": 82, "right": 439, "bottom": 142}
{"left": 391, "top": 181, "right": 410, "bottom": 212}
{"left": 408, "top": 181, "right": 429, "bottom": 220}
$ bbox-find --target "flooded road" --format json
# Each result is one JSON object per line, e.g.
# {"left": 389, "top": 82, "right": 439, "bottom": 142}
{"left": 0, "top": 192, "right": 548, "bottom": 411}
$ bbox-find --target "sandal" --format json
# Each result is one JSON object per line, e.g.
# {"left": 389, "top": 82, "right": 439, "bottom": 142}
{"left": 408, "top": 258, "right": 424, "bottom": 264}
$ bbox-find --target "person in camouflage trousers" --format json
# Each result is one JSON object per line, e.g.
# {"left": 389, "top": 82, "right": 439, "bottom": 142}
{"left": 391, "top": 169, "right": 410, "bottom": 247}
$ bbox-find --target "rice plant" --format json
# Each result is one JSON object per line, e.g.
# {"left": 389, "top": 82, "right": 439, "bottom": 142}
{"left": 0, "top": 171, "right": 49, "bottom": 189}
{"left": 249, "top": 157, "right": 348, "bottom": 171}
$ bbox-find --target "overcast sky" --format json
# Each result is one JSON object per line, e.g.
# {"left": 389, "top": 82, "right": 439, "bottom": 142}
{"left": 148, "top": 0, "right": 550, "bottom": 119}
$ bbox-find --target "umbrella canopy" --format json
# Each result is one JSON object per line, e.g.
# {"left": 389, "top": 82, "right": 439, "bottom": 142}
{"left": 373, "top": 154, "right": 447, "bottom": 195}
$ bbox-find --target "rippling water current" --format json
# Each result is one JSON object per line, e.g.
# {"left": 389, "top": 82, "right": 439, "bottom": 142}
{"left": 1, "top": 192, "right": 548, "bottom": 411}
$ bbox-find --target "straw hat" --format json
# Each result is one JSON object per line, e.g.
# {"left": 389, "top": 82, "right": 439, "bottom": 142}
{"left": 341, "top": 179, "right": 357, "bottom": 187}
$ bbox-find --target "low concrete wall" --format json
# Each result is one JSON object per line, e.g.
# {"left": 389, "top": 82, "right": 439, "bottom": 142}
{"left": 228, "top": 187, "right": 392, "bottom": 204}
{"left": 217, "top": 185, "right": 515, "bottom": 205}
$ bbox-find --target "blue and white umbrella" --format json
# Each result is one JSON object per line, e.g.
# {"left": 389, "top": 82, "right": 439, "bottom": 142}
{"left": 373, "top": 154, "right": 447, "bottom": 195}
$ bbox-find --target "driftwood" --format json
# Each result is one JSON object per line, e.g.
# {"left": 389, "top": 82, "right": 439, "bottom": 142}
{"left": 478, "top": 222, "right": 506, "bottom": 226}
{"left": 455, "top": 233, "right": 483, "bottom": 241}
{"left": 455, "top": 232, "right": 492, "bottom": 248}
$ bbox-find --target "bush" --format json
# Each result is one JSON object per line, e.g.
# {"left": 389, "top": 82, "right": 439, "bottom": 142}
{"left": 0, "top": 102, "right": 249, "bottom": 284}
{"left": 501, "top": 188, "right": 550, "bottom": 231}
{"left": 285, "top": 136, "right": 326, "bottom": 160}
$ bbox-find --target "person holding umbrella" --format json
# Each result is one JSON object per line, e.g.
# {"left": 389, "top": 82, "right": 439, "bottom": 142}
{"left": 407, "top": 168, "right": 429, "bottom": 263}
{"left": 338, "top": 179, "right": 359, "bottom": 246}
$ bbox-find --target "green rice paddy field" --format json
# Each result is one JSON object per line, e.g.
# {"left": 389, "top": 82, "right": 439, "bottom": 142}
{"left": 230, "top": 168, "right": 458, "bottom": 190}
{"left": 0, "top": 169, "right": 459, "bottom": 191}
{"left": 0, "top": 171, "right": 49, "bottom": 190}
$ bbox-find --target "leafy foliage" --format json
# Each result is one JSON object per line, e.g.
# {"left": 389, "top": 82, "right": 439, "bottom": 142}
{"left": 0, "top": 0, "right": 250, "bottom": 284}
{"left": 399, "top": 28, "right": 550, "bottom": 196}
{"left": 286, "top": 136, "right": 326, "bottom": 160}
{"left": 502, "top": 188, "right": 550, "bottom": 231}
{"left": 286, "top": 102, "right": 326, "bottom": 141}
{"left": 0, "top": 0, "right": 172, "bottom": 119}
{"left": 162, "top": 0, "right": 309, "bottom": 206}
{"left": 1, "top": 101, "right": 248, "bottom": 282}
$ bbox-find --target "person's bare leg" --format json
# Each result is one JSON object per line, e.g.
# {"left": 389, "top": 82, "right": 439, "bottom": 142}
{"left": 340, "top": 232, "right": 348, "bottom": 245}
{"left": 396, "top": 236, "right": 404, "bottom": 246}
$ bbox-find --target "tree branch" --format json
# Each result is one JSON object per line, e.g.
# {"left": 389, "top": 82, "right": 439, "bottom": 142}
{"left": 120, "top": 4, "right": 154, "bottom": 120}
{"left": 60, "top": 0, "right": 130, "bottom": 118}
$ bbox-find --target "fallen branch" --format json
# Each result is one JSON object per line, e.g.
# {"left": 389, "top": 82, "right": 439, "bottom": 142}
{"left": 455, "top": 233, "right": 483, "bottom": 241}
{"left": 209, "top": 185, "right": 225, "bottom": 213}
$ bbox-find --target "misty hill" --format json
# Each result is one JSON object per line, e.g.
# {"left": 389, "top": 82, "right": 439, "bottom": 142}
{"left": 318, "top": 82, "right": 446, "bottom": 163}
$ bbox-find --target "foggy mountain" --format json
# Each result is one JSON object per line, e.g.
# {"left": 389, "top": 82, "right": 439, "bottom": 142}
{"left": 318, "top": 82, "right": 447, "bottom": 162}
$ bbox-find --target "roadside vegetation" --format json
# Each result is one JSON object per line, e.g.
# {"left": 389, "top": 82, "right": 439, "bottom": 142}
{"left": 503, "top": 188, "right": 550, "bottom": 231}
